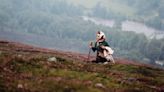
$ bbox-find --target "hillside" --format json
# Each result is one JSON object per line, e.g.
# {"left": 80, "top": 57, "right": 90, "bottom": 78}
{"left": 1, "top": 0, "right": 164, "bottom": 63}
{"left": 68, "top": 0, "right": 164, "bottom": 31}
{"left": 0, "top": 40, "right": 164, "bottom": 92}
{"left": 68, "top": 0, "right": 136, "bottom": 17}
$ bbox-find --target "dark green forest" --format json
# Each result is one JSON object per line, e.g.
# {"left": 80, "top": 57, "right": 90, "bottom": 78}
{"left": 91, "top": 0, "right": 164, "bottom": 30}
{"left": 0, "top": 0, "right": 164, "bottom": 65}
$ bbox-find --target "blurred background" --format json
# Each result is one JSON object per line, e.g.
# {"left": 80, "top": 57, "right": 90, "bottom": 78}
{"left": 0, "top": 0, "right": 164, "bottom": 66}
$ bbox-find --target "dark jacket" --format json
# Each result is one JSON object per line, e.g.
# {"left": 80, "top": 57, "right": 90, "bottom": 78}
{"left": 92, "top": 40, "right": 109, "bottom": 53}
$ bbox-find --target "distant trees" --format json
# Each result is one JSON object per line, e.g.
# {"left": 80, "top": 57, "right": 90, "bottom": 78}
{"left": 103, "top": 27, "right": 164, "bottom": 63}
{"left": 91, "top": 0, "right": 164, "bottom": 31}
{"left": 92, "top": 3, "right": 108, "bottom": 19}
{"left": 0, "top": 0, "right": 164, "bottom": 64}
{"left": 125, "top": 0, "right": 164, "bottom": 31}
{"left": 159, "top": 1, "right": 164, "bottom": 19}
{"left": 50, "top": 0, "right": 83, "bottom": 16}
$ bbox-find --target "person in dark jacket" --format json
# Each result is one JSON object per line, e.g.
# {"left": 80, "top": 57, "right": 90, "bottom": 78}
{"left": 90, "top": 31, "right": 115, "bottom": 64}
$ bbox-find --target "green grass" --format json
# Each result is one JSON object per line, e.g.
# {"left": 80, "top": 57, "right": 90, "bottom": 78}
{"left": 0, "top": 50, "right": 164, "bottom": 92}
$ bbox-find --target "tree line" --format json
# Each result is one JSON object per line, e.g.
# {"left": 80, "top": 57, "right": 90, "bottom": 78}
{"left": 0, "top": 0, "right": 163, "bottom": 64}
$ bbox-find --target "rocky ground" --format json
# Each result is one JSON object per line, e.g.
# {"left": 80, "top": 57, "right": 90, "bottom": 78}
{"left": 0, "top": 40, "right": 164, "bottom": 92}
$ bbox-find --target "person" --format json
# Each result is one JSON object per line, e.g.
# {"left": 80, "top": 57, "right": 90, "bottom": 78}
{"left": 90, "top": 31, "right": 115, "bottom": 64}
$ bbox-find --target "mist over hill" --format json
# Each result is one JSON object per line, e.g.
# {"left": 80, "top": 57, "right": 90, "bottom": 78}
{"left": 68, "top": 0, "right": 164, "bottom": 30}
{"left": 0, "top": 0, "right": 164, "bottom": 66}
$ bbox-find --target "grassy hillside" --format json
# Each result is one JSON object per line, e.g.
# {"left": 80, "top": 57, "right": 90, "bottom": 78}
{"left": 1, "top": 0, "right": 164, "bottom": 64}
{"left": 0, "top": 40, "right": 163, "bottom": 92}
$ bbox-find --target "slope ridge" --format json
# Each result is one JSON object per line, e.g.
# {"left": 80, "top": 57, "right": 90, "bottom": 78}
{"left": 0, "top": 40, "right": 163, "bottom": 92}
